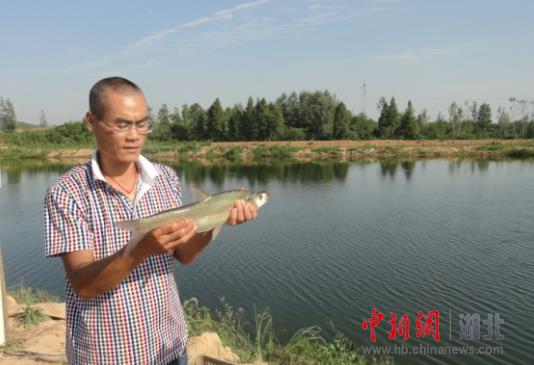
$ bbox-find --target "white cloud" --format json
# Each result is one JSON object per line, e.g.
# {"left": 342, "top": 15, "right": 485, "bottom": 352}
{"left": 131, "top": 0, "right": 272, "bottom": 49}
{"left": 290, "top": 0, "right": 391, "bottom": 29}
{"left": 69, "top": 0, "right": 397, "bottom": 73}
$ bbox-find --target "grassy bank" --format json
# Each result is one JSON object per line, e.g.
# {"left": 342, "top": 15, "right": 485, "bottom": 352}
{"left": 3, "top": 286, "right": 388, "bottom": 365}
{"left": 2, "top": 139, "right": 534, "bottom": 163}
{"left": 184, "top": 297, "right": 389, "bottom": 365}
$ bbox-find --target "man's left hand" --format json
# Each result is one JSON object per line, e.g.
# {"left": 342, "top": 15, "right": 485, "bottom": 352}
{"left": 226, "top": 199, "right": 257, "bottom": 226}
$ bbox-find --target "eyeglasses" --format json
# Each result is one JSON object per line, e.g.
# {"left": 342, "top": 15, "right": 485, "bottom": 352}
{"left": 99, "top": 119, "right": 152, "bottom": 134}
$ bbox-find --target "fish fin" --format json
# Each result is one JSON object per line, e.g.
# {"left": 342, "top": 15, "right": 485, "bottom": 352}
{"left": 123, "top": 233, "right": 143, "bottom": 257}
{"left": 191, "top": 186, "right": 210, "bottom": 202}
{"left": 116, "top": 219, "right": 145, "bottom": 256}
{"left": 211, "top": 225, "right": 223, "bottom": 241}
{"left": 115, "top": 218, "right": 143, "bottom": 233}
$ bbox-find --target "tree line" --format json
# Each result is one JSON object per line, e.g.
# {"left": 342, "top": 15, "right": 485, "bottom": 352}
{"left": 150, "top": 92, "right": 534, "bottom": 141}
{"left": 2, "top": 91, "right": 534, "bottom": 143}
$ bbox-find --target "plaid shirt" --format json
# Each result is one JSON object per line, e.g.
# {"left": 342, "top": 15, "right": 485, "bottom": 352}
{"left": 44, "top": 152, "right": 188, "bottom": 365}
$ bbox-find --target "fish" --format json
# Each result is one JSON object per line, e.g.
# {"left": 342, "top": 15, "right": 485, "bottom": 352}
{"left": 116, "top": 187, "right": 270, "bottom": 255}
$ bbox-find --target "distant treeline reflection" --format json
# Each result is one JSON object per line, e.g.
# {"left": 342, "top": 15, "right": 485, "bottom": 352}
{"left": 169, "top": 160, "right": 351, "bottom": 186}
{"left": 0, "top": 159, "right": 509, "bottom": 186}
{"left": 0, "top": 160, "right": 75, "bottom": 184}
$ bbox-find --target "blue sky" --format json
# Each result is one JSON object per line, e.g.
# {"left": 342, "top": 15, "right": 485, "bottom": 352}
{"left": 1, "top": 0, "right": 533, "bottom": 124}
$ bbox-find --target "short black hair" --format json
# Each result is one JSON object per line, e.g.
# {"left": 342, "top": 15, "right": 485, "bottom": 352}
{"left": 89, "top": 77, "right": 142, "bottom": 119}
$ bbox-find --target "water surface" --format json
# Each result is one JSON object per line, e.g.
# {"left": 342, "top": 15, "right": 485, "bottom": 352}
{"left": 1, "top": 158, "right": 533, "bottom": 365}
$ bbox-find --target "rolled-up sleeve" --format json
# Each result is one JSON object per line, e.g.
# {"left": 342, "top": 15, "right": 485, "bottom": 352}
{"left": 44, "top": 185, "right": 94, "bottom": 257}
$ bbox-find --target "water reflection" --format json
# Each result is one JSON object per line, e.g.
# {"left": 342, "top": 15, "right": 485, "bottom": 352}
{"left": 0, "top": 158, "right": 521, "bottom": 188}
{"left": 167, "top": 159, "right": 350, "bottom": 187}
{"left": 0, "top": 159, "right": 351, "bottom": 189}
{"left": 400, "top": 160, "right": 416, "bottom": 181}
{"left": 0, "top": 160, "right": 76, "bottom": 184}
{"left": 447, "top": 159, "right": 496, "bottom": 175}
{"left": 379, "top": 160, "right": 416, "bottom": 181}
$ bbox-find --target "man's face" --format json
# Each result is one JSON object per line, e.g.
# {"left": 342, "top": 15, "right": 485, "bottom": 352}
{"left": 87, "top": 89, "right": 149, "bottom": 165}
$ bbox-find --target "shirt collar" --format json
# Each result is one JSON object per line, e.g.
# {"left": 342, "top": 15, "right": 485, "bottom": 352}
{"left": 91, "top": 150, "right": 159, "bottom": 186}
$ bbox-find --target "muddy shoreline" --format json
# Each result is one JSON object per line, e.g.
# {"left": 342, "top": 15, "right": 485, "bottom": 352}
{"left": 1, "top": 139, "right": 534, "bottom": 163}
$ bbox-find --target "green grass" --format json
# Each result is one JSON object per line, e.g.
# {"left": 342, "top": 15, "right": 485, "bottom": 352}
{"left": 184, "top": 297, "right": 390, "bottom": 365}
{"left": 0, "top": 340, "right": 24, "bottom": 354}
{"left": 142, "top": 141, "right": 178, "bottom": 155}
{"left": 269, "top": 145, "right": 301, "bottom": 158}
{"left": 311, "top": 147, "right": 343, "bottom": 155}
{"left": 379, "top": 146, "right": 404, "bottom": 154}
{"left": 475, "top": 143, "right": 508, "bottom": 151}
{"left": 9, "top": 284, "right": 60, "bottom": 327}
{"left": 10, "top": 283, "right": 60, "bottom": 304}
{"left": 18, "top": 306, "right": 47, "bottom": 327}
{"left": 176, "top": 141, "right": 209, "bottom": 154}
{"left": 506, "top": 148, "right": 534, "bottom": 158}
{"left": 252, "top": 145, "right": 269, "bottom": 160}
{"left": 0, "top": 146, "right": 48, "bottom": 160}
{"left": 224, "top": 146, "right": 243, "bottom": 161}
{"left": 251, "top": 145, "right": 301, "bottom": 160}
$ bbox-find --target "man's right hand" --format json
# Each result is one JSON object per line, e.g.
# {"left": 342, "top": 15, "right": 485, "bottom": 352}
{"left": 135, "top": 219, "right": 198, "bottom": 258}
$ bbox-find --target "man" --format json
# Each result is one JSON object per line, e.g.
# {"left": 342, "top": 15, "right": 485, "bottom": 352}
{"left": 44, "top": 77, "right": 257, "bottom": 365}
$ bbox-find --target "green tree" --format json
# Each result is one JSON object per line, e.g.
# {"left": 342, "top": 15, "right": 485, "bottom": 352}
{"left": 266, "top": 103, "right": 285, "bottom": 140}
{"left": 254, "top": 98, "right": 269, "bottom": 140}
{"left": 387, "top": 97, "right": 401, "bottom": 138}
{"left": 207, "top": 98, "right": 226, "bottom": 140}
{"left": 333, "top": 102, "right": 351, "bottom": 139}
{"left": 1, "top": 97, "right": 17, "bottom": 132}
{"left": 277, "top": 91, "right": 300, "bottom": 129}
{"left": 227, "top": 104, "right": 243, "bottom": 141}
{"left": 170, "top": 106, "right": 189, "bottom": 141}
{"left": 190, "top": 103, "right": 208, "bottom": 140}
{"left": 377, "top": 97, "right": 400, "bottom": 138}
{"left": 157, "top": 104, "right": 171, "bottom": 124}
{"left": 377, "top": 97, "right": 389, "bottom": 138}
{"left": 351, "top": 113, "right": 377, "bottom": 140}
{"left": 427, "top": 113, "right": 450, "bottom": 139}
{"left": 299, "top": 91, "right": 336, "bottom": 139}
{"left": 152, "top": 104, "right": 172, "bottom": 141}
{"left": 527, "top": 121, "right": 534, "bottom": 138}
{"left": 283, "top": 127, "right": 306, "bottom": 140}
{"left": 151, "top": 120, "right": 171, "bottom": 141}
{"left": 241, "top": 97, "right": 257, "bottom": 140}
{"left": 398, "top": 101, "right": 419, "bottom": 139}
{"left": 477, "top": 103, "right": 492, "bottom": 134}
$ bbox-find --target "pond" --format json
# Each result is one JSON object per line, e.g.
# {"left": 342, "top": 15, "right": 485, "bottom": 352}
{"left": 0, "top": 158, "right": 532, "bottom": 365}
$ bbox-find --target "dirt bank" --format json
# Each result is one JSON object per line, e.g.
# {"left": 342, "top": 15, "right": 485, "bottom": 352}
{"left": 0, "top": 296, "right": 261, "bottom": 365}
{"left": 1, "top": 139, "right": 532, "bottom": 163}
